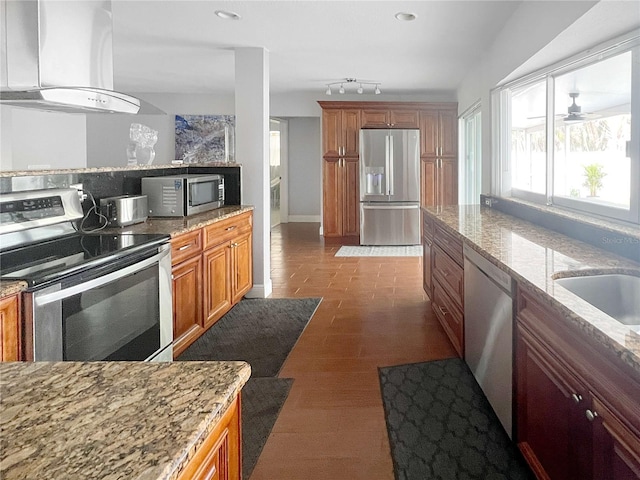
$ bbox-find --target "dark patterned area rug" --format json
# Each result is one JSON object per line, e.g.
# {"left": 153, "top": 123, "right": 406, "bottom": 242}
{"left": 379, "top": 358, "right": 534, "bottom": 480}
{"left": 177, "top": 297, "right": 321, "bottom": 479}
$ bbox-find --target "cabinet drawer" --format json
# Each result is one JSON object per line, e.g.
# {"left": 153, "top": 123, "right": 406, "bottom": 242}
{"left": 171, "top": 230, "right": 203, "bottom": 265}
{"left": 203, "top": 212, "right": 253, "bottom": 249}
{"left": 434, "top": 224, "right": 463, "bottom": 266}
{"left": 433, "top": 244, "right": 463, "bottom": 308}
{"left": 433, "top": 280, "right": 463, "bottom": 356}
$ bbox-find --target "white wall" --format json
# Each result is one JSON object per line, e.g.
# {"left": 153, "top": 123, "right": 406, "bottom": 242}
{"left": 0, "top": 106, "right": 13, "bottom": 170}
{"left": 286, "top": 117, "right": 321, "bottom": 220}
{"left": 5, "top": 108, "right": 87, "bottom": 170}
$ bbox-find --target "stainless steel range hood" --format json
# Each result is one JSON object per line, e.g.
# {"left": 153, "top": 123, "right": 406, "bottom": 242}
{"left": 0, "top": 0, "right": 161, "bottom": 114}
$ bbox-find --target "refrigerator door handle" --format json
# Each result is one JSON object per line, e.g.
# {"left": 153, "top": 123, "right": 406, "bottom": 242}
{"left": 384, "top": 135, "right": 390, "bottom": 196}
{"left": 388, "top": 134, "right": 394, "bottom": 196}
{"left": 361, "top": 204, "right": 420, "bottom": 210}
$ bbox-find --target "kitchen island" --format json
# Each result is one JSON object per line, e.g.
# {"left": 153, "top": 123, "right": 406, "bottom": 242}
{"left": 0, "top": 360, "right": 251, "bottom": 479}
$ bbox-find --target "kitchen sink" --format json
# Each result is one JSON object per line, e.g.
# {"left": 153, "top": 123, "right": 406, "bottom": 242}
{"left": 555, "top": 274, "right": 640, "bottom": 325}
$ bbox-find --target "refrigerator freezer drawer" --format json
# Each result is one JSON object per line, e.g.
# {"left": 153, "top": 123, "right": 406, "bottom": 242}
{"left": 360, "top": 203, "right": 421, "bottom": 246}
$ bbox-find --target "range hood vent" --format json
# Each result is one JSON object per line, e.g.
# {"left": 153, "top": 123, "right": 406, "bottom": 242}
{"left": 0, "top": 0, "right": 161, "bottom": 115}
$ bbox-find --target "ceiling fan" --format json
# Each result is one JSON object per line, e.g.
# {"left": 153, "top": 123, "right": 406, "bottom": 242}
{"left": 527, "top": 92, "right": 599, "bottom": 124}
{"left": 562, "top": 92, "right": 599, "bottom": 123}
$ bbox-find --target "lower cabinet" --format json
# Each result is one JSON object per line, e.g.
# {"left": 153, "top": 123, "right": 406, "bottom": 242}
{"left": 177, "top": 395, "right": 242, "bottom": 480}
{"left": 0, "top": 294, "right": 21, "bottom": 361}
{"left": 172, "top": 211, "right": 253, "bottom": 357}
{"left": 516, "top": 285, "right": 640, "bottom": 480}
{"left": 427, "top": 219, "right": 464, "bottom": 357}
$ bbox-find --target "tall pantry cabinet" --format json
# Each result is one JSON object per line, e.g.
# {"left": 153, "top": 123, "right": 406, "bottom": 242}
{"left": 319, "top": 101, "right": 458, "bottom": 242}
{"left": 320, "top": 105, "right": 361, "bottom": 239}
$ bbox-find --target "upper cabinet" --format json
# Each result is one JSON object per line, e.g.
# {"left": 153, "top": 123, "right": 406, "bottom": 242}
{"left": 419, "top": 108, "right": 457, "bottom": 158}
{"left": 361, "top": 108, "right": 419, "bottom": 129}
{"left": 320, "top": 106, "right": 361, "bottom": 158}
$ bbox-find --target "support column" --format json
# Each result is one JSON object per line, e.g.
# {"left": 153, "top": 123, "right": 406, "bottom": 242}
{"left": 235, "top": 47, "right": 272, "bottom": 298}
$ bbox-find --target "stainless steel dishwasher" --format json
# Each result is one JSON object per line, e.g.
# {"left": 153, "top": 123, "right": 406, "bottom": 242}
{"left": 463, "top": 244, "right": 514, "bottom": 438}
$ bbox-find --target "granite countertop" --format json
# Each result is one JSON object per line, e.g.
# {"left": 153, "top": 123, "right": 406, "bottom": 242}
{"left": 0, "top": 162, "right": 242, "bottom": 178}
{"left": 0, "top": 281, "right": 28, "bottom": 298}
{"left": 0, "top": 361, "right": 251, "bottom": 480}
{"left": 423, "top": 204, "right": 640, "bottom": 375}
{"left": 110, "top": 205, "right": 254, "bottom": 238}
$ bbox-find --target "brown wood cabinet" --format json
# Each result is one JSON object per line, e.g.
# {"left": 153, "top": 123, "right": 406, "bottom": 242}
{"left": 516, "top": 285, "right": 640, "bottom": 480}
{"left": 0, "top": 294, "right": 21, "bottom": 362}
{"left": 422, "top": 212, "right": 433, "bottom": 299}
{"left": 320, "top": 106, "right": 361, "bottom": 158}
{"left": 319, "top": 102, "right": 361, "bottom": 240}
{"left": 322, "top": 156, "right": 360, "bottom": 237}
{"left": 361, "top": 108, "right": 419, "bottom": 129}
{"left": 172, "top": 211, "right": 253, "bottom": 357}
{"left": 420, "top": 107, "right": 458, "bottom": 207}
{"left": 429, "top": 220, "right": 464, "bottom": 356}
{"left": 177, "top": 395, "right": 242, "bottom": 480}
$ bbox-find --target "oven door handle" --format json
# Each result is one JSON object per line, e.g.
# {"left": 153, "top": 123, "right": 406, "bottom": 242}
{"left": 34, "top": 247, "right": 170, "bottom": 307}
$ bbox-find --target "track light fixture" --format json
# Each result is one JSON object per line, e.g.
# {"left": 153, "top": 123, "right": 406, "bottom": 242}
{"left": 325, "top": 78, "right": 381, "bottom": 95}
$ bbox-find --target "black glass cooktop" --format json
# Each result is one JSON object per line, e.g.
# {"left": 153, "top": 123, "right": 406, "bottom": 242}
{"left": 0, "top": 233, "right": 169, "bottom": 288}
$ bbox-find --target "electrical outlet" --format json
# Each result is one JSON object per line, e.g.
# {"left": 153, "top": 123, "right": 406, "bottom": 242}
{"left": 70, "top": 183, "right": 87, "bottom": 202}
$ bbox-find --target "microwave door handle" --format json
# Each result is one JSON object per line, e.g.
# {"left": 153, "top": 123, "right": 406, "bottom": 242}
{"left": 34, "top": 248, "right": 170, "bottom": 307}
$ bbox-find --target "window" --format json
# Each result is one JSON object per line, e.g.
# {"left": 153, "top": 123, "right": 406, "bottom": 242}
{"left": 460, "top": 103, "right": 482, "bottom": 204}
{"left": 495, "top": 36, "right": 639, "bottom": 224}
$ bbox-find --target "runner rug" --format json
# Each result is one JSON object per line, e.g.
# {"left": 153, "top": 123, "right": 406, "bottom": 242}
{"left": 177, "top": 297, "right": 321, "bottom": 479}
{"left": 378, "top": 358, "right": 534, "bottom": 480}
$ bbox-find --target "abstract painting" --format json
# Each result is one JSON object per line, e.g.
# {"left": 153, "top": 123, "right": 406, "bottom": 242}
{"left": 175, "top": 115, "right": 235, "bottom": 163}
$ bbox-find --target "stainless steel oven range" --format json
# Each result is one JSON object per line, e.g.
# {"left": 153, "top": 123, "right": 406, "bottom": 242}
{"left": 0, "top": 188, "right": 173, "bottom": 362}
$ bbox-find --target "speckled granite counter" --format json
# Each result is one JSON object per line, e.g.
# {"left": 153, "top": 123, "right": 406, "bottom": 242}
{"left": 0, "top": 162, "right": 241, "bottom": 178}
{"left": 110, "top": 205, "right": 254, "bottom": 237}
{"left": 0, "top": 281, "right": 27, "bottom": 298}
{"left": 0, "top": 361, "right": 251, "bottom": 480}
{"left": 423, "top": 205, "right": 640, "bottom": 374}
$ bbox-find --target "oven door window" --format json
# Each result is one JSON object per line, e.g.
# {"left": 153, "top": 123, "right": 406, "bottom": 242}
{"left": 63, "top": 265, "right": 160, "bottom": 361}
{"left": 189, "top": 180, "right": 217, "bottom": 207}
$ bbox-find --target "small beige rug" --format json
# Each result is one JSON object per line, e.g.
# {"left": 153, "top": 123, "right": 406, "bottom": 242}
{"left": 335, "top": 245, "right": 422, "bottom": 257}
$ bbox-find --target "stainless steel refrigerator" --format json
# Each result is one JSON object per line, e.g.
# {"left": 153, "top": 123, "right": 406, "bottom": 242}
{"left": 359, "top": 129, "right": 420, "bottom": 245}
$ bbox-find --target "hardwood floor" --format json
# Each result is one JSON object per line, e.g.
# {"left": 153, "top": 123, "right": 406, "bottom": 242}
{"left": 249, "top": 223, "right": 457, "bottom": 480}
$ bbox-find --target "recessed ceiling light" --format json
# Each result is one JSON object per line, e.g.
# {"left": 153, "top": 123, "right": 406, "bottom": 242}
{"left": 215, "top": 10, "right": 241, "bottom": 20}
{"left": 395, "top": 12, "right": 417, "bottom": 21}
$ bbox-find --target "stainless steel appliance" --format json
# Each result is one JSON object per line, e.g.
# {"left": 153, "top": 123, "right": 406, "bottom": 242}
{"left": 0, "top": 0, "right": 162, "bottom": 114}
{"left": 142, "top": 174, "right": 225, "bottom": 217}
{"left": 463, "top": 244, "right": 514, "bottom": 438}
{"left": 0, "top": 188, "right": 173, "bottom": 362}
{"left": 359, "top": 129, "right": 421, "bottom": 245}
{"left": 99, "top": 194, "right": 148, "bottom": 227}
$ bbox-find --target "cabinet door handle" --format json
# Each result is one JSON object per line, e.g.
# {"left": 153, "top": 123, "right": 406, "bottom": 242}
{"left": 571, "top": 394, "right": 582, "bottom": 404}
{"left": 230, "top": 242, "right": 239, "bottom": 248}
{"left": 585, "top": 409, "right": 598, "bottom": 422}
{"left": 437, "top": 305, "right": 448, "bottom": 316}
{"left": 178, "top": 244, "right": 191, "bottom": 251}
{"left": 226, "top": 226, "right": 237, "bottom": 231}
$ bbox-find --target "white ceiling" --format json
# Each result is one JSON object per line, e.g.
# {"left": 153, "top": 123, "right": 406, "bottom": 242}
{"left": 110, "top": 0, "right": 524, "bottom": 96}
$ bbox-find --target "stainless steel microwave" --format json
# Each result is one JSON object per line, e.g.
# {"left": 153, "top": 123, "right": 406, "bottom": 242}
{"left": 142, "top": 174, "right": 225, "bottom": 217}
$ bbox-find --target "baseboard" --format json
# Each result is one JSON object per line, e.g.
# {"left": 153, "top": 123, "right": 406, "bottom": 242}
{"left": 246, "top": 279, "right": 273, "bottom": 299}
{"left": 287, "top": 215, "right": 321, "bottom": 223}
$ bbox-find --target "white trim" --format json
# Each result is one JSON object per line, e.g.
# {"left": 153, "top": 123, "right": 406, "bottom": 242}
{"left": 287, "top": 214, "right": 321, "bottom": 223}
{"left": 246, "top": 279, "right": 273, "bottom": 299}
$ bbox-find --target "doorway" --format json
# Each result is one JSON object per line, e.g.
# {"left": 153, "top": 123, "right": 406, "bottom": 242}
{"left": 270, "top": 118, "right": 288, "bottom": 228}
